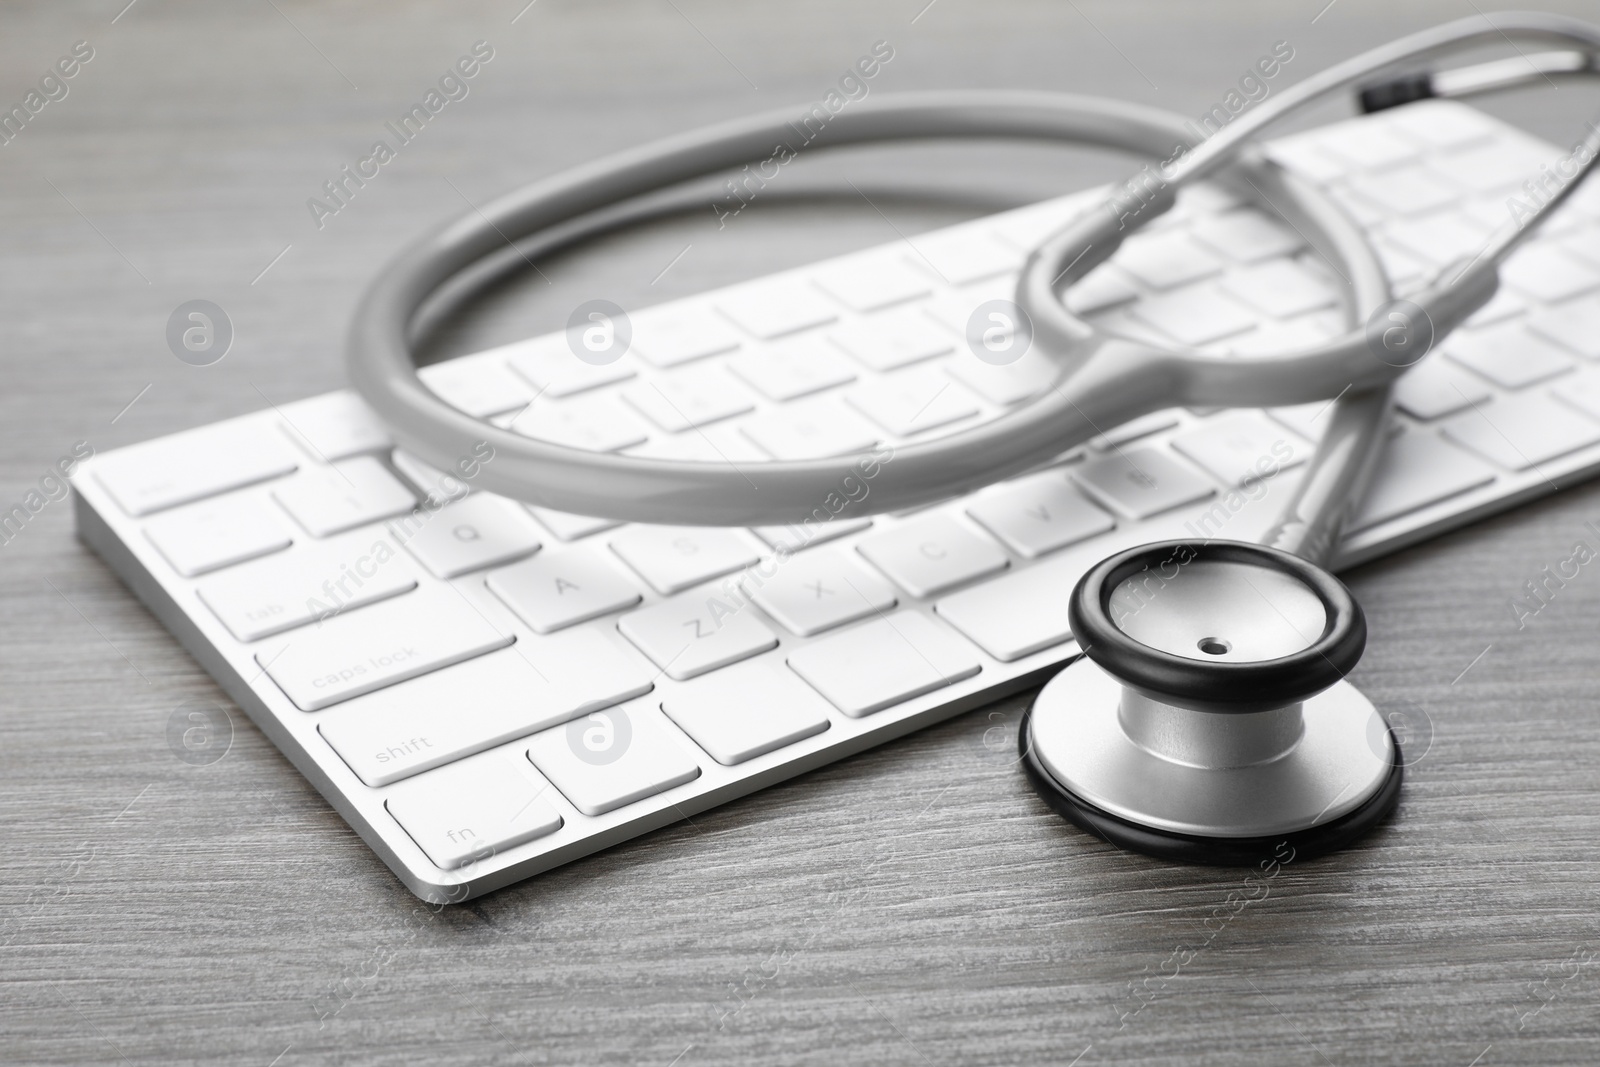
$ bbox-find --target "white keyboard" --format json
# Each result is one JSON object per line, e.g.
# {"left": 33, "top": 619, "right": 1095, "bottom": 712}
{"left": 73, "top": 101, "right": 1600, "bottom": 902}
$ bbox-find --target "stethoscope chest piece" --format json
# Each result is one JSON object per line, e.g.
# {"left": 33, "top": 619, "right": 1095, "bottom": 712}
{"left": 1022, "top": 540, "right": 1402, "bottom": 864}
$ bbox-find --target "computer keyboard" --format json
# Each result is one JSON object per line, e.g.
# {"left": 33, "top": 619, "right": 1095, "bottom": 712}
{"left": 72, "top": 101, "right": 1600, "bottom": 902}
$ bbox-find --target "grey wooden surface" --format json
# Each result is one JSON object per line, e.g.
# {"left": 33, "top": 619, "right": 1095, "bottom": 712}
{"left": 4, "top": 1, "right": 1600, "bottom": 1064}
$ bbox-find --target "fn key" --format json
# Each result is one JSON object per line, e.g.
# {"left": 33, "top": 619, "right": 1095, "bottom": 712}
{"left": 386, "top": 751, "right": 562, "bottom": 869}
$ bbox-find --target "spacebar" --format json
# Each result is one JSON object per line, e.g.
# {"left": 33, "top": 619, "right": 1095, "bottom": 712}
{"left": 257, "top": 588, "right": 513, "bottom": 711}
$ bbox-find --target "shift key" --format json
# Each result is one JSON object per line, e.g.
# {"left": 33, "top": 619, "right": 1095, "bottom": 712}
{"left": 257, "top": 588, "right": 513, "bottom": 711}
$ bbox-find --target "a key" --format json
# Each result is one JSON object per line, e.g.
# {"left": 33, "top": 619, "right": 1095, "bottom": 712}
{"left": 278, "top": 390, "right": 392, "bottom": 462}
{"left": 743, "top": 549, "right": 897, "bottom": 636}
{"left": 660, "top": 657, "right": 832, "bottom": 765}
{"left": 488, "top": 550, "right": 641, "bottom": 632}
{"left": 320, "top": 633, "right": 654, "bottom": 786}
{"left": 726, "top": 334, "right": 857, "bottom": 401}
{"left": 91, "top": 421, "right": 298, "bottom": 517}
{"left": 256, "top": 586, "right": 513, "bottom": 711}
{"left": 965, "top": 472, "right": 1114, "bottom": 559}
{"left": 1131, "top": 283, "right": 1259, "bottom": 346}
{"left": 608, "top": 525, "right": 759, "bottom": 595}
{"left": 750, "top": 517, "right": 872, "bottom": 554}
{"left": 506, "top": 337, "right": 636, "bottom": 397}
{"left": 143, "top": 494, "right": 292, "bottom": 577}
{"left": 631, "top": 303, "right": 744, "bottom": 367}
{"left": 1392, "top": 355, "right": 1494, "bottom": 420}
{"left": 391, "top": 450, "right": 471, "bottom": 506}
{"left": 271, "top": 456, "right": 416, "bottom": 538}
{"left": 1073, "top": 448, "right": 1216, "bottom": 519}
{"left": 395, "top": 494, "right": 543, "bottom": 579}
{"left": 623, "top": 364, "right": 755, "bottom": 431}
{"left": 616, "top": 594, "right": 777, "bottom": 680}
{"left": 856, "top": 513, "right": 1008, "bottom": 598}
{"left": 1348, "top": 430, "right": 1497, "bottom": 531}
{"left": 1500, "top": 245, "right": 1600, "bottom": 303}
{"left": 715, "top": 279, "right": 838, "bottom": 338}
{"left": 1345, "top": 164, "right": 1460, "bottom": 215}
{"left": 625, "top": 422, "right": 769, "bottom": 464}
{"left": 1321, "top": 122, "right": 1417, "bottom": 170}
{"left": 936, "top": 543, "right": 1100, "bottom": 660}
{"left": 384, "top": 750, "right": 563, "bottom": 869}
{"left": 831, "top": 307, "right": 954, "bottom": 371}
{"left": 526, "top": 506, "right": 619, "bottom": 542}
{"left": 1441, "top": 392, "right": 1600, "bottom": 471}
{"left": 811, "top": 254, "right": 933, "bottom": 311}
{"left": 508, "top": 393, "right": 650, "bottom": 453}
{"left": 1387, "top": 101, "right": 1495, "bottom": 148}
{"left": 904, "top": 230, "right": 1021, "bottom": 286}
{"left": 1062, "top": 266, "right": 1140, "bottom": 315}
{"left": 1220, "top": 259, "right": 1337, "bottom": 319}
{"left": 1088, "top": 411, "right": 1180, "bottom": 451}
{"left": 1444, "top": 321, "right": 1575, "bottom": 389}
{"left": 945, "top": 350, "right": 1060, "bottom": 406}
{"left": 1529, "top": 300, "right": 1600, "bottom": 359}
{"left": 739, "top": 396, "right": 879, "bottom": 460}
{"left": 1382, "top": 213, "right": 1493, "bottom": 266}
{"left": 419, "top": 356, "right": 536, "bottom": 418}
{"left": 196, "top": 535, "right": 418, "bottom": 641}
{"left": 1170, "top": 412, "right": 1309, "bottom": 486}
{"left": 847, "top": 367, "right": 980, "bottom": 437}
{"left": 1557, "top": 369, "right": 1600, "bottom": 423}
{"left": 1113, "top": 231, "right": 1223, "bottom": 290}
{"left": 1190, "top": 210, "right": 1302, "bottom": 263}
{"left": 787, "top": 611, "right": 981, "bottom": 717}
{"left": 526, "top": 702, "right": 701, "bottom": 816}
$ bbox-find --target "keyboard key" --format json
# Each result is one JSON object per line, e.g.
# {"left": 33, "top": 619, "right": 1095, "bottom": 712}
{"left": 1442, "top": 392, "right": 1600, "bottom": 471}
{"left": 320, "top": 633, "right": 653, "bottom": 786}
{"left": 787, "top": 611, "right": 980, "bottom": 717}
{"left": 1088, "top": 410, "right": 1180, "bottom": 450}
{"left": 419, "top": 357, "right": 536, "bottom": 418}
{"left": 508, "top": 393, "right": 650, "bottom": 453}
{"left": 905, "top": 230, "right": 1021, "bottom": 285}
{"left": 278, "top": 390, "right": 392, "bottom": 462}
{"left": 1170, "top": 412, "right": 1309, "bottom": 486}
{"left": 1073, "top": 448, "right": 1215, "bottom": 519}
{"left": 739, "top": 396, "right": 879, "bottom": 460}
{"left": 391, "top": 450, "right": 472, "bottom": 506}
{"left": 856, "top": 514, "right": 1008, "bottom": 598}
{"left": 1220, "top": 259, "right": 1337, "bottom": 319}
{"left": 1437, "top": 139, "right": 1543, "bottom": 194}
{"left": 812, "top": 253, "right": 932, "bottom": 311}
{"left": 1387, "top": 100, "right": 1494, "bottom": 149}
{"left": 750, "top": 517, "right": 871, "bottom": 553}
{"left": 1554, "top": 368, "right": 1600, "bottom": 422}
{"left": 660, "top": 657, "right": 832, "bottom": 765}
{"left": 385, "top": 751, "right": 563, "bottom": 868}
{"left": 527, "top": 506, "right": 619, "bottom": 542}
{"left": 143, "top": 495, "right": 291, "bottom": 577}
{"left": 506, "top": 337, "right": 636, "bottom": 397}
{"left": 846, "top": 367, "right": 981, "bottom": 437}
{"left": 1444, "top": 322, "right": 1575, "bottom": 389}
{"left": 256, "top": 586, "right": 514, "bottom": 711}
{"left": 1113, "top": 231, "right": 1223, "bottom": 290}
{"left": 1345, "top": 163, "right": 1460, "bottom": 215}
{"left": 196, "top": 535, "right": 417, "bottom": 641}
{"left": 1349, "top": 431, "right": 1496, "bottom": 531}
{"left": 945, "top": 350, "right": 1061, "bottom": 406}
{"left": 831, "top": 307, "right": 955, "bottom": 371}
{"left": 744, "top": 549, "right": 897, "bottom": 635}
{"left": 488, "top": 550, "right": 641, "bottom": 633}
{"left": 631, "top": 304, "right": 743, "bottom": 367}
{"left": 395, "top": 494, "right": 543, "bottom": 579}
{"left": 1500, "top": 245, "right": 1600, "bottom": 303}
{"left": 1190, "top": 210, "right": 1301, "bottom": 263}
{"left": 726, "top": 334, "right": 856, "bottom": 401}
{"left": 526, "top": 704, "right": 701, "bottom": 816}
{"left": 1529, "top": 300, "right": 1600, "bottom": 359}
{"left": 936, "top": 544, "right": 1102, "bottom": 660}
{"left": 1131, "top": 283, "right": 1259, "bottom": 346}
{"left": 92, "top": 421, "right": 298, "bottom": 517}
{"left": 1392, "top": 356, "right": 1493, "bottom": 420}
{"left": 1382, "top": 212, "right": 1492, "bottom": 266}
{"left": 608, "top": 525, "right": 759, "bottom": 595}
{"left": 624, "top": 421, "right": 768, "bottom": 464}
{"left": 1062, "top": 265, "right": 1139, "bottom": 314}
{"left": 1321, "top": 121, "right": 1417, "bottom": 170}
{"left": 623, "top": 365, "right": 754, "bottom": 431}
{"left": 617, "top": 594, "right": 777, "bottom": 680}
{"left": 272, "top": 456, "right": 416, "bottom": 538}
{"left": 966, "top": 472, "right": 1114, "bottom": 558}
{"left": 716, "top": 279, "right": 838, "bottom": 338}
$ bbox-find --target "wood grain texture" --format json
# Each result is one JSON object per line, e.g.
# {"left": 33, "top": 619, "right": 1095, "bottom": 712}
{"left": 3, "top": 1, "right": 1600, "bottom": 1064}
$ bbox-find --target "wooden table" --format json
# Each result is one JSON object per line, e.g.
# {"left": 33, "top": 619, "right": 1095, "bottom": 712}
{"left": 3, "top": 1, "right": 1598, "bottom": 1063}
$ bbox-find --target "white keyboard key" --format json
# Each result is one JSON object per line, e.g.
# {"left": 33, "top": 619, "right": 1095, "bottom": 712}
{"left": 320, "top": 634, "right": 653, "bottom": 786}
{"left": 1088, "top": 410, "right": 1180, "bottom": 450}
{"left": 739, "top": 396, "right": 879, "bottom": 460}
{"left": 1264, "top": 138, "right": 1349, "bottom": 183}
{"left": 716, "top": 279, "right": 838, "bottom": 338}
{"left": 1392, "top": 356, "right": 1493, "bottom": 420}
{"left": 1465, "top": 287, "right": 1526, "bottom": 328}
{"left": 831, "top": 307, "right": 955, "bottom": 371}
{"left": 278, "top": 391, "right": 392, "bottom": 462}
{"left": 1382, "top": 213, "right": 1492, "bottom": 266}
{"left": 787, "top": 611, "right": 980, "bottom": 717}
{"left": 1388, "top": 100, "right": 1494, "bottom": 149}
{"left": 631, "top": 304, "right": 743, "bottom": 367}
{"left": 1372, "top": 238, "right": 1429, "bottom": 291}
{"left": 419, "top": 357, "right": 536, "bottom": 418}
{"left": 1437, "top": 139, "right": 1543, "bottom": 194}
{"left": 1345, "top": 164, "right": 1459, "bottom": 215}
{"left": 623, "top": 365, "right": 754, "bottom": 431}
{"left": 1349, "top": 431, "right": 1496, "bottom": 531}
{"left": 812, "top": 253, "right": 932, "bottom": 311}
{"left": 526, "top": 704, "right": 701, "bottom": 816}
{"left": 506, "top": 338, "right": 635, "bottom": 397}
{"left": 966, "top": 472, "right": 1114, "bottom": 559}
{"left": 856, "top": 514, "right": 1008, "bottom": 598}
{"left": 617, "top": 595, "right": 777, "bottom": 680}
{"left": 196, "top": 536, "right": 417, "bottom": 641}
{"left": 1321, "top": 122, "right": 1417, "bottom": 170}
{"left": 1062, "top": 266, "right": 1139, "bottom": 314}
{"left": 750, "top": 517, "right": 871, "bottom": 553}
{"left": 390, "top": 450, "right": 471, "bottom": 506}
{"left": 1529, "top": 300, "right": 1600, "bottom": 359}
{"left": 744, "top": 549, "right": 897, "bottom": 635}
{"left": 508, "top": 393, "right": 649, "bottom": 453}
{"left": 608, "top": 525, "right": 759, "bottom": 595}
{"left": 726, "top": 334, "right": 856, "bottom": 401}
{"left": 395, "top": 494, "right": 542, "bottom": 578}
{"left": 1220, "top": 259, "right": 1337, "bottom": 319}
{"left": 488, "top": 550, "right": 641, "bottom": 632}
{"left": 1444, "top": 322, "right": 1575, "bottom": 389}
{"left": 1500, "top": 244, "right": 1600, "bottom": 303}
{"left": 1131, "top": 283, "right": 1258, "bottom": 346}
{"left": 385, "top": 751, "right": 562, "bottom": 868}
{"left": 660, "top": 656, "right": 832, "bottom": 765}
{"left": 527, "top": 506, "right": 619, "bottom": 542}
{"left": 272, "top": 456, "right": 416, "bottom": 538}
{"left": 936, "top": 544, "right": 1101, "bottom": 660}
{"left": 1266, "top": 401, "right": 1333, "bottom": 442}
{"left": 1554, "top": 368, "right": 1600, "bottom": 422}
{"left": 1114, "top": 231, "right": 1223, "bottom": 290}
{"left": 143, "top": 495, "right": 291, "bottom": 577}
{"left": 1170, "top": 412, "right": 1308, "bottom": 486}
{"left": 624, "top": 421, "right": 769, "bottom": 464}
{"left": 945, "top": 350, "right": 1060, "bottom": 406}
{"left": 1190, "top": 210, "right": 1301, "bottom": 263}
{"left": 905, "top": 230, "right": 1021, "bottom": 285}
{"left": 1442, "top": 392, "right": 1600, "bottom": 471}
{"left": 1073, "top": 448, "right": 1215, "bottom": 519}
{"left": 92, "top": 422, "right": 298, "bottom": 517}
{"left": 846, "top": 367, "right": 980, "bottom": 437}
{"left": 256, "top": 586, "right": 513, "bottom": 711}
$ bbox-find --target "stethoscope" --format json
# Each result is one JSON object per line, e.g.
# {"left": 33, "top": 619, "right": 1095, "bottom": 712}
{"left": 347, "top": 12, "right": 1600, "bottom": 864}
